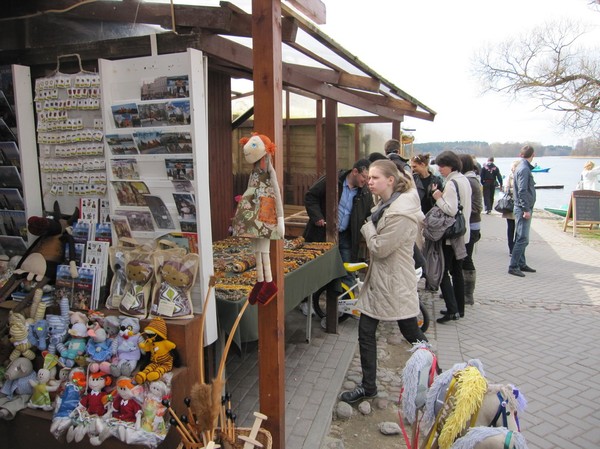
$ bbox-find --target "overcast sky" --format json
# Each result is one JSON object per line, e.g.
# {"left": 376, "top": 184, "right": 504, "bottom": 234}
{"left": 319, "top": 0, "right": 600, "bottom": 146}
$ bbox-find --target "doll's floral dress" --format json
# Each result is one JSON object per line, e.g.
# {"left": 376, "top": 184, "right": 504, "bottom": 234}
{"left": 232, "top": 163, "right": 282, "bottom": 240}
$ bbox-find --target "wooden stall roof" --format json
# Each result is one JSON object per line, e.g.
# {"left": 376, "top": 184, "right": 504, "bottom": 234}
{"left": 0, "top": 0, "right": 436, "bottom": 124}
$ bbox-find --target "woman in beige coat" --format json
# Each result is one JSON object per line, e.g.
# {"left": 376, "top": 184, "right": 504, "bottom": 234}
{"left": 340, "top": 160, "right": 428, "bottom": 404}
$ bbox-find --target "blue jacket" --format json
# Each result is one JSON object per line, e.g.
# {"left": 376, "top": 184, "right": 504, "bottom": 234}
{"left": 513, "top": 159, "right": 536, "bottom": 212}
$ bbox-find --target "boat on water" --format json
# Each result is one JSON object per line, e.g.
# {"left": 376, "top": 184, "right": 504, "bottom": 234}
{"left": 532, "top": 166, "right": 550, "bottom": 173}
{"left": 544, "top": 206, "right": 568, "bottom": 217}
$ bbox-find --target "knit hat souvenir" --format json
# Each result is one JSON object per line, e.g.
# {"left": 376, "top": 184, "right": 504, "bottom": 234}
{"left": 144, "top": 317, "right": 168, "bottom": 339}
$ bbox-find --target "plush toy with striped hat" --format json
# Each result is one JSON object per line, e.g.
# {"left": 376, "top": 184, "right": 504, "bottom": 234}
{"left": 135, "top": 317, "right": 177, "bottom": 384}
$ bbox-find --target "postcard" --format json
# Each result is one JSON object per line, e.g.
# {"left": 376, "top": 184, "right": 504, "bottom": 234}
{"left": 134, "top": 131, "right": 169, "bottom": 154}
{"left": 138, "top": 102, "right": 169, "bottom": 127}
{"left": 112, "top": 181, "right": 150, "bottom": 206}
{"left": 144, "top": 195, "right": 175, "bottom": 230}
{"left": 111, "top": 215, "right": 132, "bottom": 240}
{"left": 0, "top": 166, "right": 22, "bottom": 188}
{"left": 105, "top": 134, "right": 139, "bottom": 155}
{"left": 111, "top": 103, "right": 141, "bottom": 128}
{"left": 118, "top": 209, "right": 156, "bottom": 232}
{"left": 160, "top": 132, "right": 192, "bottom": 153}
{"left": 165, "top": 158, "right": 194, "bottom": 180}
{"left": 0, "top": 188, "right": 24, "bottom": 210}
{"left": 173, "top": 192, "right": 197, "bottom": 233}
{"left": 172, "top": 180, "right": 194, "bottom": 192}
{"left": 140, "top": 75, "right": 189, "bottom": 101}
{"left": 165, "top": 100, "right": 191, "bottom": 125}
{"left": 0, "top": 210, "right": 27, "bottom": 238}
{"left": 111, "top": 159, "right": 139, "bottom": 180}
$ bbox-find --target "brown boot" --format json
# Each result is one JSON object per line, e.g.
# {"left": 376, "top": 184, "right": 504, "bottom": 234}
{"left": 463, "top": 270, "right": 476, "bottom": 305}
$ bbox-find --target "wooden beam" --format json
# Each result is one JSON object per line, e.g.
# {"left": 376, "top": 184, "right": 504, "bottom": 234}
{"left": 287, "top": 63, "right": 380, "bottom": 93}
{"left": 251, "top": 2, "right": 285, "bottom": 449}
{"left": 285, "top": 0, "right": 326, "bottom": 24}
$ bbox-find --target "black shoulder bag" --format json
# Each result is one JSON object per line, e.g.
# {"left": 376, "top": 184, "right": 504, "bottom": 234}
{"left": 442, "top": 179, "right": 467, "bottom": 240}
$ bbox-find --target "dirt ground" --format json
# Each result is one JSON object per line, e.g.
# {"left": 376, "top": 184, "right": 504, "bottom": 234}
{"left": 324, "top": 334, "right": 414, "bottom": 449}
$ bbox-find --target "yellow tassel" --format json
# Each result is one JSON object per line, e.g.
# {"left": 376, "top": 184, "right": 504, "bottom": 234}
{"left": 437, "top": 367, "right": 487, "bottom": 449}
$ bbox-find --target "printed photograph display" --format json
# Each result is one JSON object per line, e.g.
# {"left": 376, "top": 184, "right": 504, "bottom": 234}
{"left": 165, "top": 158, "right": 194, "bottom": 180}
{"left": 111, "top": 215, "right": 132, "bottom": 239}
{"left": 161, "top": 132, "right": 192, "bottom": 153}
{"left": 171, "top": 180, "right": 194, "bottom": 192}
{"left": 105, "top": 134, "right": 139, "bottom": 155}
{"left": 165, "top": 100, "right": 191, "bottom": 125}
{"left": 134, "top": 131, "right": 168, "bottom": 154}
{"left": 112, "top": 181, "right": 150, "bottom": 206}
{"left": 138, "top": 102, "right": 169, "bottom": 127}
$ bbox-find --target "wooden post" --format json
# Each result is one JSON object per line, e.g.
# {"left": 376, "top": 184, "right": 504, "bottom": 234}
{"left": 325, "top": 98, "right": 339, "bottom": 334}
{"left": 251, "top": 1, "right": 285, "bottom": 448}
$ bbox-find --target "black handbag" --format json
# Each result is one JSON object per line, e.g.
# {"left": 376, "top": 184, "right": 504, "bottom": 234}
{"left": 443, "top": 179, "right": 467, "bottom": 240}
{"left": 494, "top": 193, "right": 514, "bottom": 213}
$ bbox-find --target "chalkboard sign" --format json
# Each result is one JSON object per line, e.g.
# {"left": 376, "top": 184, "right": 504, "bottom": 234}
{"left": 563, "top": 190, "right": 600, "bottom": 236}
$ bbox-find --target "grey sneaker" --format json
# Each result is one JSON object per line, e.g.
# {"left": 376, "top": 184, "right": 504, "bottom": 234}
{"left": 339, "top": 385, "right": 377, "bottom": 403}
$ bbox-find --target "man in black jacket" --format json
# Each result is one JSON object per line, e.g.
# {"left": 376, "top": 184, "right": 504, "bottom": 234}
{"left": 303, "top": 159, "right": 373, "bottom": 265}
{"left": 480, "top": 157, "right": 503, "bottom": 214}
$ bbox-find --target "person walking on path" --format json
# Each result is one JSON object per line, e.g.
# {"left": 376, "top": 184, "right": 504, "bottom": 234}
{"left": 480, "top": 157, "right": 503, "bottom": 214}
{"left": 503, "top": 160, "right": 521, "bottom": 256}
{"left": 411, "top": 153, "right": 444, "bottom": 215}
{"left": 508, "top": 145, "right": 537, "bottom": 277}
{"left": 580, "top": 160, "right": 600, "bottom": 191}
{"left": 431, "top": 151, "right": 472, "bottom": 323}
{"left": 339, "top": 160, "right": 427, "bottom": 404}
{"left": 458, "top": 154, "right": 482, "bottom": 305}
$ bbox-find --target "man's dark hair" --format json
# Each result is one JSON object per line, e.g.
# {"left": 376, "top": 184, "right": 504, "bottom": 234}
{"left": 353, "top": 158, "right": 371, "bottom": 173}
{"left": 384, "top": 139, "right": 401, "bottom": 155}
{"left": 368, "top": 152, "right": 387, "bottom": 162}
{"left": 435, "top": 151, "right": 462, "bottom": 172}
{"left": 520, "top": 145, "right": 534, "bottom": 159}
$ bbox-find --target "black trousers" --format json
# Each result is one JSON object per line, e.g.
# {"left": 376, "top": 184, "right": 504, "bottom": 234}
{"left": 440, "top": 244, "right": 465, "bottom": 315}
{"left": 358, "top": 313, "right": 427, "bottom": 394}
{"left": 482, "top": 183, "right": 496, "bottom": 212}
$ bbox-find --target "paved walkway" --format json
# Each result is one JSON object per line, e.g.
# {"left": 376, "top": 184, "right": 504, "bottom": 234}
{"left": 226, "top": 212, "right": 600, "bottom": 449}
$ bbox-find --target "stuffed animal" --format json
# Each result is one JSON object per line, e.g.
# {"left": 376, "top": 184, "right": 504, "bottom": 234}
{"left": 110, "top": 316, "right": 142, "bottom": 377}
{"left": 7, "top": 312, "right": 36, "bottom": 362}
{"left": 231, "top": 133, "right": 284, "bottom": 306}
{"left": 150, "top": 253, "right": 199, "bottom": 319}
{"left": 110, "top": 377, "right": 143, "bottom": 422}
{"left": 140, "top": 379, "right": 169, "bottom": 435}
{"left": 119, "top": 255, "right": 154, "bottom": 319}
{"left": 86, "top": 327, "right": 113, "bottom": 374}
{"left": 27, "top": 353, "right": 59, "bottom": 410}
{"left": 135, "top": 317, "right": 176, "bottom": 384}
{"left": 0, "top": 357, "right": 36, "bottom": 419}
{"left": 28, "top": 318, "right": 49, "bottom": 351}
{"left": 103, "top": 315, "right": 121, "bottom": 340}
{"left": 57, "top": 322, "right": 88, "bottom": 368}
{"left": 47, "top": 296, "right": 70, "bottom": 354}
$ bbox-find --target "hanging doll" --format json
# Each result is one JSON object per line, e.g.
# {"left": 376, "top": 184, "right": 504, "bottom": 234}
{"left": 134, "top": 317, "right": 176, "bottom": 384}
{"left": 231, "top": 133, "right": 285, "bottom": 306}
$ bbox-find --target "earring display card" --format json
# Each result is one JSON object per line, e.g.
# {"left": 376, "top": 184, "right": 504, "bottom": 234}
{"left": 34, "top": 71, "right": 106, "bottom": 213}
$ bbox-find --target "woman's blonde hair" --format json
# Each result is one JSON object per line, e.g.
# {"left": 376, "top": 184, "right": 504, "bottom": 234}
{"left": 370, "top": 159, "right": 413, "bottom": 194}
{"left": 583, "top": 160, "right": 595, "bottom": 171}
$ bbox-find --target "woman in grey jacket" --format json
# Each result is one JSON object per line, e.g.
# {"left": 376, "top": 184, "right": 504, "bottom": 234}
{"left": 339, "top": 160, "right": 427, "bottom": 404}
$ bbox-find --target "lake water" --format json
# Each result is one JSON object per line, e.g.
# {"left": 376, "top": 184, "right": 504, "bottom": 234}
{"left": 474, "top": 156, "right": 600, "bottom": 210}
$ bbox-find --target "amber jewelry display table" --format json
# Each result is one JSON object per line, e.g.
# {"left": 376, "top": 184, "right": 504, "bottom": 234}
{"left": 214, "top": 238, "right": 345, "bottom": 348}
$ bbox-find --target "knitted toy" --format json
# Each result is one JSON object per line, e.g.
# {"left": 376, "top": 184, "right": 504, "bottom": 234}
{"left": 57, "top": 322, "right": 88, "bottom": 368}
{"left": 49, "top": 367, "right": 87, "bottom": 437}
{"left": 135, "top": 317, "right": 176, "bottom": 384}
{"left": 0, "top": 357, "right": 36, "bottom": 419}
{"left": 150, "top": 252, "right": 199, "bottom": 319}
{"left": 86, "top": 327, "right": 113, "bottom": 374}
{"left": 110, "top": 316, "right": 142, "bottom": 377}
{"left": 7, "top": 312, "right": 36, "bottom": 362}
{"left": 46, "top": 296, "right": 70, "bottom": 355}
{"left": 231, "top": 133, "right": 284, "bottom": 306}
{"left": 27, "top": 353, "right": 59, "bottom": 410}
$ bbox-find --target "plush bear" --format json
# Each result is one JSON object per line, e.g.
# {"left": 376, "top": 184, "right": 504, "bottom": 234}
{"left": 135, "top": 317, "right": 176, "bottom": 384}
{"left": 110, "top": 316, "right": 142, "bottom": 377}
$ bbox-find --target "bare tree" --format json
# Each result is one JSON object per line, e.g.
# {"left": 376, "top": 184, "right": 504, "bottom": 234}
{"left": 472, "top": 19, "right": 600, "bottom": 137}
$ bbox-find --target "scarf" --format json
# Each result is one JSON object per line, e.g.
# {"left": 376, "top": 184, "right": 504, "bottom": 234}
{"left": 371, "top": 191, "right": 401, "bottom": 228}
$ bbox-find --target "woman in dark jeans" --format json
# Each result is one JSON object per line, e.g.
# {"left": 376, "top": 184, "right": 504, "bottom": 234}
{"left": 503, "top": 160, "right": 520, "bottom": 255}
{"left": 458, "top": 154, "right": 483, "bottom": 305}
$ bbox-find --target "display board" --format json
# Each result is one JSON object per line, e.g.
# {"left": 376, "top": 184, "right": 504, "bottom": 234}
{"left": 562, "top": 189, "right": 600, "bottom": 236}
{"left": 0, "top": 65, "right": 43, "bottom": 259}
{"left": 99, "top": 49, "right": 217, "bottom": 343}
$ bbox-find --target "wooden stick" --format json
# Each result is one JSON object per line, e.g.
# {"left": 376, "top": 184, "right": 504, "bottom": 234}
{"left": 199, "top": 276, "right": 216, "bottom": 384}
{"left": 216, "top": 299, "right": 250, "bottom": 382}
{"left": 169, "top": 417, "right": 194, "bottom": 446}
{"left": 164, "top": 400, "right": 196, "bottom": 443}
